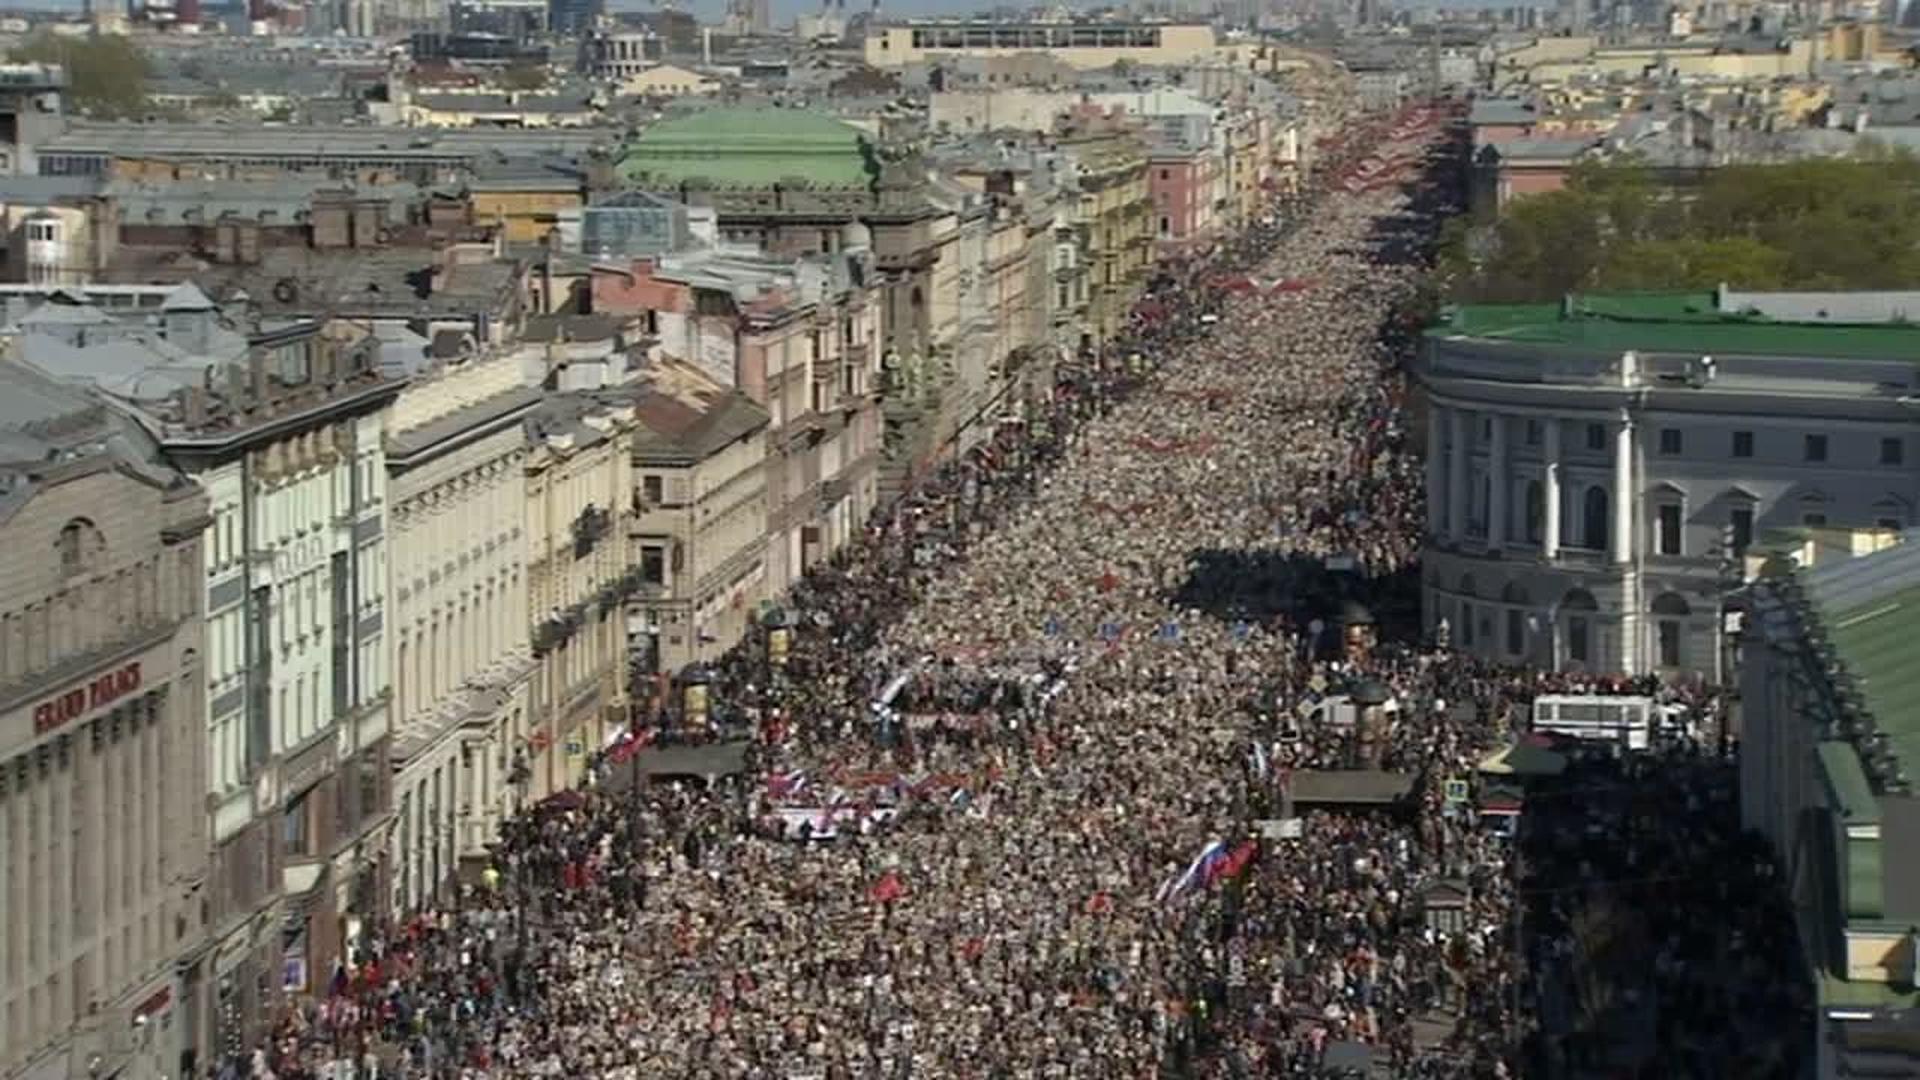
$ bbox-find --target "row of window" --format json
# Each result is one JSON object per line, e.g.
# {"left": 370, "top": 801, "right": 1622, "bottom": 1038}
{"left": 1476, "top": 414, "right": 1908, "bottom": 467}
{"left": 1447, "top": 598, "right": 1688, "bottom": 669}
{"left": 1655, "top": 427, "right": 1904, "bottom": 466}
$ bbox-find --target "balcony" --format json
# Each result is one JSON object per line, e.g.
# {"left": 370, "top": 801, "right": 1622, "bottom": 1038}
{"left": 571, "top": 504, "right": 613, "bottom": 560}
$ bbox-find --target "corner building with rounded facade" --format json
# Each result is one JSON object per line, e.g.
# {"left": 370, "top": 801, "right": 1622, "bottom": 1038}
{"left": 1413, "top": 289, "right": 1920, "bottom": 677}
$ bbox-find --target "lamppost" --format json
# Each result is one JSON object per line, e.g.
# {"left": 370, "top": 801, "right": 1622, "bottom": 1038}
{"left": 764, "top": 607, "right": 790, "bottom": 740}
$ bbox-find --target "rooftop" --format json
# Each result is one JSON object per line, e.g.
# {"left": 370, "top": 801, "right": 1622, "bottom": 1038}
{"left": 1432, "top": 290, "right": 1920, "bottom": 362}
{"left": 1804, "top": 540, "right": 1920, "bottom": 778}
{"left": 617, "top": 106, "right": 878, "bottom": 190}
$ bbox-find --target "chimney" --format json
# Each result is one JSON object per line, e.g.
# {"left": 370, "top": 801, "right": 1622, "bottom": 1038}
{"left": 703, "top": 26, "right": 713, "bottom": 66}
{"left": 183, "top": 386, "right": 208, "bottom": 427}
{"left": 214, "top": 221, "right": 238, "bottom": 264}
{"left": 237, "top": 221, "right": 260, "bottom": 265}
{"left": 249, "top": 348, "right": 269, "bottom": 405}
{"left": 351, "top": 201, "right": 381, "bottom": 248}
{"left": 312, "top": 195, "right": 351, "bottom": 249}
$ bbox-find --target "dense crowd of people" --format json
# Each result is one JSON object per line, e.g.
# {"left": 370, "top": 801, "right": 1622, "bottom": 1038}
{"left": 216, "top": 101, "right": 1698, "bottom": 1080}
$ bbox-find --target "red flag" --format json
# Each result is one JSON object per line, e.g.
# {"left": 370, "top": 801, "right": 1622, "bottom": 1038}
{"left": 1085, "top": 891, "right": 1115, "bottom": 915}
{"left": 869, "top": 870, "right": 906, "bottom": 904}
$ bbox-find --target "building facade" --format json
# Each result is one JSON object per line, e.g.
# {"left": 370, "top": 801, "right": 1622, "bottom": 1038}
{"left": 1415, "top": 289, "right": 1920, "bottom": 678}
{"left": 0, "top": 365, "right": 211, "bottom": 1080}
{"left": 523, "top": 396, "right": 637, "bottom": 797}
{"left": 10, "top": 289, "right": 403, "bottom": 1057}
{"left": 383, "top": 351, "right": 540, "bottom": 915}
{"left": 1058, "top": 115, "right": 1153, "bottom": 349}
{"left": 629, "top": 358, "right": 772, "bottom": 674}
{"left": 1740, "top": 540, "right": 1920, "bottom": 1079}
{"left": 864, "top": 21, "right": 1220, "bottom": 70}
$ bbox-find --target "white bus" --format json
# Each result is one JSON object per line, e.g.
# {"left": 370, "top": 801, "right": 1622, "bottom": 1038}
{"left": 1531, "top": 694, "right": 1657, "bottom": 751}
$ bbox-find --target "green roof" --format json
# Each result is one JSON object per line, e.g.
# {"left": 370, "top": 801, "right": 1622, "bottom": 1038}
{"left": 616, "top": 107, "right": 878, "bottom": 190}
{"left": 1820, "top": 740, "right": 1883, "bottom": 827}
{"left": 1432, "top": 291, "right": 1920, "bottom": 362}
{"left": 1818, "top": 582, "right": 1920, "bottom": 767}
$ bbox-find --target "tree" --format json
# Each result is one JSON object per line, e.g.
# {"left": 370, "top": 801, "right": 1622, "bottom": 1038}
{"left": 1449, "top": 156, "right": 1920, "bottom": 300}
{"left": 10, "top": 32, "right": 150, "bottom": 119}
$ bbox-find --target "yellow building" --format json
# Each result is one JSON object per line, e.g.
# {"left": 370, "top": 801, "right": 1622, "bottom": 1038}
{"left": 522, "top": 395, "right": 638, "bottom": 797}
{"left": 866, "top": 21, "right": 1220, "bottom": 70}
{"left": 628, "top": 357, "right": 773, "bottom": 674}
{"left": 467, "top": 174, "right": 586, "bottom": 246}
{"left": 616, "top": 64, "right": 722, "bottom": 98}
{"left": 1059, "top": 117, "right": 1152, "bottom": 347}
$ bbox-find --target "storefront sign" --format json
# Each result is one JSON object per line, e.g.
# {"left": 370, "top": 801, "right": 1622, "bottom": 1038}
{"left": 33, "top": 661, "right": 142, "bottom": 735}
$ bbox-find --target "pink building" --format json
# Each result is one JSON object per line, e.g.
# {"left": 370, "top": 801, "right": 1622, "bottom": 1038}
{"left": 1149, "top": 146, "right": 1214, "bottom": 248}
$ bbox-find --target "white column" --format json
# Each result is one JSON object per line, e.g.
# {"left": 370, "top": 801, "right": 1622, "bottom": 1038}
{"left": 1487, "top": 414, "right": 1508, "bottom": 551}
{"left": 1543, "top": 419, "right": 1562, "bottom": 559}
{"left": 1447, "top": 409, "right": 1469, "bottom": 543}
{"left": 1426, "top": 405, "right": 1447, "bottom": 541}
{"left": 1612, "top": 412, "right": 1635, "bottom": 566}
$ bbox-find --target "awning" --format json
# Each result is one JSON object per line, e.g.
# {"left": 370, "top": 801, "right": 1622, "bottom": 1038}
{"left": 1476, "top": 740, "right": 1568, "bottom": 777}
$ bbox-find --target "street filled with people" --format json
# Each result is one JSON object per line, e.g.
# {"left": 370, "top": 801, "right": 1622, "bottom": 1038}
{"left": 226, "top": 100, "right": 1806, "bottom": 1080}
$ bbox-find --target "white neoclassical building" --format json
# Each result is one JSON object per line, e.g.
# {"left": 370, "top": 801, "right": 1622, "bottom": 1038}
{"left": 383, "top": 350, "right": 541, "bottom": 916}
{"left": 1413, "top": 288, "right": 1920, "bottom": 678}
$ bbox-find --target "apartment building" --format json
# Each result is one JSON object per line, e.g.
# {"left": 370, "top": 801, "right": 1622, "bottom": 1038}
{"left": 629, "top": 357, "right": 773, "bottom": 674}
{"left": 523, "top": 395, "right": 638, "bottom": 797}
{"left": 10, "top": 285, "right": 404, "bottom": 1047}
{"left": 0, "top": 365, "right": 211, "bottom": 1080}
{"left": 383, "top": 349, "right": 541, "bottom": 914}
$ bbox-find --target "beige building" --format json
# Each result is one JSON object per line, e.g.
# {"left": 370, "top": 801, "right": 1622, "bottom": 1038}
{"left": 383, "top": 350, "right": 541, "bottom": 914}
{"left": 0, "top": 364, "right": 210, "bottom": 1080}
{"left": 866, "top": 21, "right": 1220, "bottom": 70}
{"left": 629, "top": 357, "right": 773, "bottom": 675}
{"left": 523, "top": 395, "right": 638, "bottom": 797}
{"left": 616, "top": 64, "right": 722, "bottom": 98}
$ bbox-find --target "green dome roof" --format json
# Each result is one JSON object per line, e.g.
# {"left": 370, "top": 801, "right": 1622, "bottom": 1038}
{"left": 617, "top": 107, "right": 879, "bottom": 190}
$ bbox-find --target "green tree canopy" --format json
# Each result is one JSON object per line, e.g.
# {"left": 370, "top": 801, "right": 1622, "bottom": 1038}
{"left": 1444, "top": 152, "right": 1920, "bottom": 301}
{"left": 10, "top": 32, "right": 150, "bottom": 119}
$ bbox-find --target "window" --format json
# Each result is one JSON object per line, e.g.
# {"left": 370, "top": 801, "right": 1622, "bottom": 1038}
{"left": 640, "top": 545, "right": 666, "bottom": 585}
{"left": 1525, "top": 419, "right": 1541, "bottom": 446}
{"left": 1732, "top": 430, "right": 1754, "bottom": 458}
{"left": 1523, "top": 480, "right": 1543, "bottom": 544}
{"left": 1805, "top": 434, "right": 1828, "bottom": 463}
{"left": 1505, "top": 609, "right": 1523, "bottom": 656}
{"left": 1460, "top": 602, "right": 1475, "bottom": 647}
{"left": 642, "top": 475, "right": 663, "bottom": 506}
{"left": 1803, "top": 512, "right": 1828, "bottom": 528}
{"left": 1159, "top": 169, "right": 1170, "bottom": 180}
{"left": 1585, "top": 423, "right": 1605, "bottom": 451}
{"left": 1656, "top": 503, "right": 1682, "bottom": 556}
{"left": 1481, "top": 417, "right": 1493, "bottom": 442}
{"left": 1882, "top": 437, "right": 1905, "bottom": 466}
{"left": 1568, "top": 617, "right": 1590, "bottom": 663}
{"left": 282, "top": 796, "right": 309, "bottom": 858}
{"left": 57, "top": 518, "right": 100, "bottom": 577}
{"left": 1658, "top": 621, "right": 1681, "bottom": 669}
{"left": 1581, "top": 486, "right": 1609, "bottom": 551}
{"left": 1729, "top": 507, "right": 1753, "bottom": 557}
{"left": 26, "top": 219, "right": 57, "bottom": 243}
{"left": 1658, "top": 428, "right": 1682, "bottom": 456}
{"left": 1158, "top": 216, "right": 1171, "bottom": 237}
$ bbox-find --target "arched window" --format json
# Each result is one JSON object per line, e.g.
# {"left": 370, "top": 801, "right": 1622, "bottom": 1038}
{"left": 1582, "top": 486, "right": 1609, "bottom": 551}
{"left": 57, "top": 518, "right": 103, "bottom": 577}
{"left": 1523, "top": 480, "right": 1544, "bottom": 544}
{"left": 1500, "top": 583, "right": 1531, "bottom": 656}
{"left": 1561, "top": 588, "right": 1599, "bottom": 665}
{"left": 1653, "top": 593, "right": 1689, "bottom": 669}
